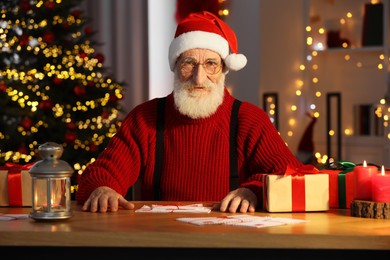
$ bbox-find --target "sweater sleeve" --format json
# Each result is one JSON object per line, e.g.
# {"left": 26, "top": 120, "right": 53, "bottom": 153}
{"left": 75, "top": 99, "right": 157, "bottom": 204}
{"left": 236, "top": 102, "right": 304, "bottom": 203}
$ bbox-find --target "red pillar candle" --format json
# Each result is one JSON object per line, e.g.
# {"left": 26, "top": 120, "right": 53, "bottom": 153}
{"left": 371, "top": 166, "right": 390, "bottom": 203}
{"left": 353, "top": 160, "right": 377, "bottom": 200}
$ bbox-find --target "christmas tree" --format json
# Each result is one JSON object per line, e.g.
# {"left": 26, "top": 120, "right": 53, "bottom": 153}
{"left": 0, "top": 0, "right": 124, "bottom": 192}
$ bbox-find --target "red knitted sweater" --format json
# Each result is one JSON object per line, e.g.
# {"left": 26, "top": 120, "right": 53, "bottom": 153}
{"left": 76, "top": 90, "right": 303, "bottom": 204}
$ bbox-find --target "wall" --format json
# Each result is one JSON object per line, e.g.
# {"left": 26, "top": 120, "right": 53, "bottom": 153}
{"left": 225, "top": 0, "right": 260, "bottom": 106}
{"left": 259, "top": 0, "right": 307, "bottom": 155}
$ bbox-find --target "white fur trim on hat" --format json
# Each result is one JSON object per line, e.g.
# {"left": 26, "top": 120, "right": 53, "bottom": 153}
{"left": 169, "top": 31, "right": 229, "bottom": 71}
{"left": 169, "top": 31, "right": 247, "bottom": 71}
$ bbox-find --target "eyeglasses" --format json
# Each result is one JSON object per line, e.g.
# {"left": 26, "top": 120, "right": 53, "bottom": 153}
{"left": 178, "top": 57, "right": 222, "bottom": 75}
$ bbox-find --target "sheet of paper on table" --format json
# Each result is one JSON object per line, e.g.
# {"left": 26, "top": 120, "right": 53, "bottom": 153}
{"left": 0, "top": 213, "right": 29, "bottom": 221}
{"left": 135, "top": 203, "right": 213, "bottom": 213}
{"left": 176, "top": 215, "right": 309, "bottom": 228}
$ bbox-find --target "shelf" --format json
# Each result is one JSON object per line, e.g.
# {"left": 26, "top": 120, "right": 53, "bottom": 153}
{"left": 312, "top": 46, "right": 385, "bottom": 53}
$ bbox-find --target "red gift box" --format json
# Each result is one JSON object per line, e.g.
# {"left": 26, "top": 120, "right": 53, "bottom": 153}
{"left": 320, "top": 169, "right": 354, "bottom": 209}
{"left": 0, "top": 163, "right": 33, "bottom": 207}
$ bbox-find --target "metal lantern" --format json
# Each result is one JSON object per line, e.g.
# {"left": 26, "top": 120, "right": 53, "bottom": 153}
{"left": 29, "top": 142, "right": 74, "bottom": 220}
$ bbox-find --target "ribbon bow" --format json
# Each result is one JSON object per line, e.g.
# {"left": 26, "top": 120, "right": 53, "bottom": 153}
{"left": 4, "top": 162, "right": 34, "bottom": 170}
{"left": 285, "top": 164, "right": 320, "bottom": 176}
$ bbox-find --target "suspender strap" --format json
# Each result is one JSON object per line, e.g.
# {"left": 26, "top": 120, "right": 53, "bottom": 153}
{"left": 229, "top": 99, "right": 241, "bottom": 190}
{"left": 153, "top": 97, "right": 241, "bottom": 199}
{"left": 153, "top": 97, "right": 165, "bottom": 200}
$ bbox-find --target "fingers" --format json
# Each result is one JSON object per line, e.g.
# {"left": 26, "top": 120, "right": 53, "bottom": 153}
{"left": 82, "top": 187, "right": 133, "bottom": 213}
{"left": 219, "top": 194, "right": 232, "bottom": 212}
{"left": 118, "top": 196, "right": 135, "bottom": 210}
{"left": 219, "top": 188, "right": 258, "bottom": 213}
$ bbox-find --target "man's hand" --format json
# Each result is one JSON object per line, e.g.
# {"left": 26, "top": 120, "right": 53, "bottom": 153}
{"left": 82, "top": 186, "right": 135, "bottom": 213}
{"left": 218, "top": 187, "right": 258, "bottom": 213}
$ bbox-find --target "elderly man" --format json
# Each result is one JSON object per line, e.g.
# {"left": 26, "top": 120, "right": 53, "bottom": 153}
{"left": 76, "top": 11, "right": 303, "bottom": 213}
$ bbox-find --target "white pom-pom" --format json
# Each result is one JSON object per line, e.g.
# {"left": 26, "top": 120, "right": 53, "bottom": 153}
{"left": 224, "top": 53, "right": 247, "bottom": 71}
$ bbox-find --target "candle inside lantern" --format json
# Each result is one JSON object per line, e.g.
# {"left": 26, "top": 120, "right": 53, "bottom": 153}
{"left": 353, "top": 160, "right": 377, "bottom": 200}
{"left": 371, "top": 166, "right": 390, "bottom": 203}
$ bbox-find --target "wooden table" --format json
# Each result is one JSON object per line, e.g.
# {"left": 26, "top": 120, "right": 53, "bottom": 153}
{"left": 1, "top": 201, "right": 390, "bottom": 259}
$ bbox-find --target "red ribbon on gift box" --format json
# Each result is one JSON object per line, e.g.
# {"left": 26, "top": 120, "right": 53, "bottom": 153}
{"left": 2, "top": 162, "right": 34, "bottom": 206}
{"left": 284, "top": 164, "right": 320, "bottom": 212}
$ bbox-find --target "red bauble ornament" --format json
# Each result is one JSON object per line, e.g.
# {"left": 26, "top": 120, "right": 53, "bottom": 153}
{"left": 19, "top": 34, "right": 29, "bottom": 46}
{"left": 71, "top": 9, "right": 81, "bottom": 18}
{"left": 89, "top": 143, "right": 97, "bottom": 153}
{"left": 66, "top": 122, "right": 76, "bottom": 130}
{"left": 0, "top": 83, "right": 6, "bottom": 92}
{"left": 19, "top": 0, "right": 31, "bottom": 12}
{"left": 18, "top": 146, "right": 28, "bottom": 154}
{"left": 108, "top": 94, "right": 119, "bottom": 103}
{"left": 53, "top": 76, "right": 63, "bottom": 84}
{"left": 44, "top": 1, "right": 55, "bottom": 10}
{"left": 78, "top": 52, "right": 87, "bottom": 59}
{"left": 64, "top": 131, "right": 77, "bottom": 144}
{"left": 101, "top": 111, "right": 109, "bottom": 119}
{"left": 43, "top": 31, "right": 55, "bottom": 44}
{"left": 95, "top": 53, "right": 105, "bottom": 63}
{"left": 20, "top": 117, "right": 33, "bottom": 130}
{"left": 38, "top": 100, "right": 53, "bottom": 110}
{"left": 84, "top": 26, "right": 93, "bottom": 35}
{"left": 73, "top": 85, "right": 86, "bottom": 97}
{"left": 62, "top": 22, "right": 70, "bottom": 30}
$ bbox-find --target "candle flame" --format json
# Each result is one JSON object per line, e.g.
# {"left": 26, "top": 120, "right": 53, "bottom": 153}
{"left": 363, "top": 160, "right": 367, "bottom": 167}
{"left": 382, "top": 165, "right": 385, "bottom": 176}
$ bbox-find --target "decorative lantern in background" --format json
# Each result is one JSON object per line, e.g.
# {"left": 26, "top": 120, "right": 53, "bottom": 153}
{"left": 29, "top": 142, "right": 73, "bottom": 221}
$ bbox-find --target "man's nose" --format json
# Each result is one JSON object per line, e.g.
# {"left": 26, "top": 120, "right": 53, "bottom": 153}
{"left": 192, "top": 64, "right": 208, "bottom": 85}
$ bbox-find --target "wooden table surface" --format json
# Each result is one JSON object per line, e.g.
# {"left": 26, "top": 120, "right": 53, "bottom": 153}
{"left": 1, "top": 201, "right": 390, "bottom": 259}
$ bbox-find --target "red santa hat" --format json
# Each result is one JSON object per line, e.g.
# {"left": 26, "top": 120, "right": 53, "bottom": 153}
{"left": 168, "top": 11, "right": 247, "bottom": 72}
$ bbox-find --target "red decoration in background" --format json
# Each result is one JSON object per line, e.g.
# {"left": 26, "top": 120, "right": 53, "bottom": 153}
{"left": 0, "top": 83, "right": 6, "bottom": 92}
{"left": 62, "top": 22, "right": 70, "bottom": 30}
{"left": 108, "top": 93, "right": 121, "bottom": 103}
{"left": 101, "top": 111, "right": 109, "bottom": 119}
{"left": 64, "top": 131, "right": 77, "bottom": 144}
{"left": 19, "top": 35, "right": 29, "bottom": 46}
{"left": 43, "top": 31, "right": 55, "bottom": 44}
{"left": 19, "top": 117, "right": 33, "bottom": 130}
{"left": 17, "top": 146, "right": 28, "bottom": 154}
{"left": 78, "top": 51, "right": 87, "bottom": 59}
{"left": 53, "top": 76, "right": 63, "bottom": 85}
{"left": 44, "top": 1, "right": 55, "bottom": 10}
{"left": 89, "top": 143, "right": 97, "bottom": 153}
{"left": 87, "top": 81, "right": 95, "bottom": 87}
{"left": 73, "top": 85, "right": 86, "bottom": 97}
{"left": 19, "top": 0, "right": 31, "bottom": 12}
{"left": 66, "top": 122, "right": 76, "bottom": 130}
{"left": 296, "top": 112, "right": 318, "bottom": 164}
{"left": 71, "top": 9, "right": 81, "bottom": 19}
{"left": 84, "top": 26, "right": 93, "bottom": 35}
{"left": 38, "top": 100, "right": 53, "bottom": 110}
{"left": 175, "top": 0, "right": 221, "bottom": 23}
{"left": 95, "top": 53, "right": 105, "bottom": 63}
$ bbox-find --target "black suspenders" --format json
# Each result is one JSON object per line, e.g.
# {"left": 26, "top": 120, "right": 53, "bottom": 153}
{"left": 153, "top": 97, "right": 242, "bottom": 200}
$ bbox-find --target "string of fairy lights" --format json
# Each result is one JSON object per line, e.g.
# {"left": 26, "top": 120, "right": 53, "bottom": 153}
{"left": 301, "top": 0, "right": 387, "bottom": 164}
{"left": 264, "top": 1, "right": 388, "bottom": 165}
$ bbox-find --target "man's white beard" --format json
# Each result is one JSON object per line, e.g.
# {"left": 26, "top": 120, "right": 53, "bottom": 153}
{"left": 173, "top": 73, "right": 225, "bottom": 119}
